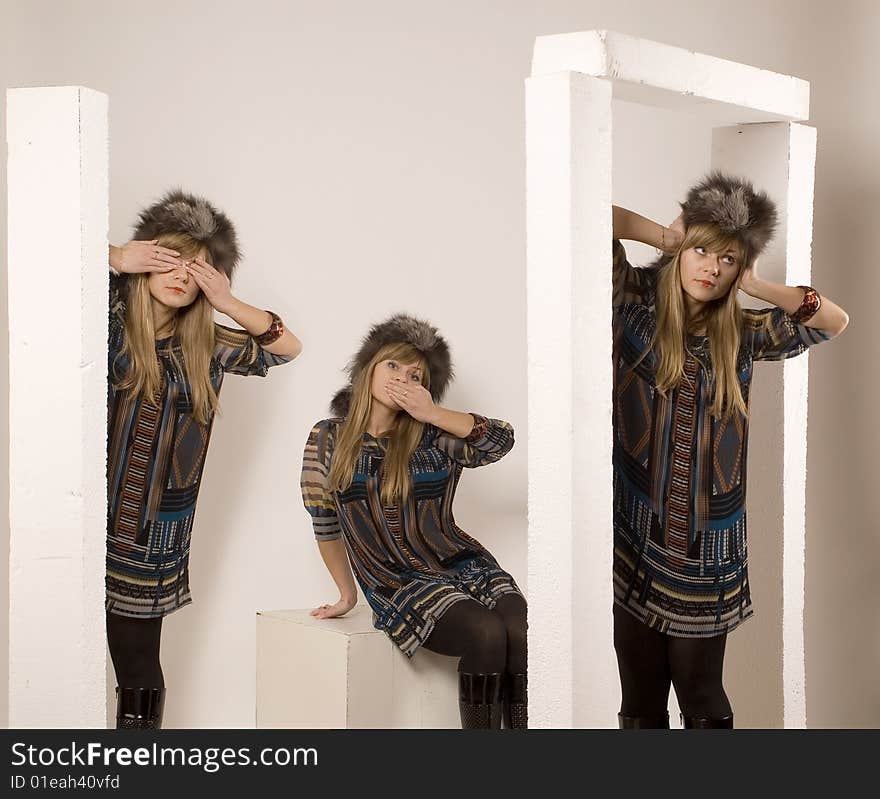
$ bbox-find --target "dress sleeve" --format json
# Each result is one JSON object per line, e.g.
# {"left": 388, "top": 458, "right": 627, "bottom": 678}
{"left": 108, "top": 273, "right": 128, "bottom": 375}
{"left": 109, "top": 272, "right": 126, "bottom": 330}
{"left": 213, "top": 323, "right": 294, "bottom": 376}
{"left": 428, "top": 413, "right": 515, "bottom": 468}
{"left": 743, "top": 307, "right": 831, "bottom": 362}
{"left": 612, "top": 238, "right": 654, "bottom": 308}
{"left": 301, "top": 420, "right": 342, "bottom": 542}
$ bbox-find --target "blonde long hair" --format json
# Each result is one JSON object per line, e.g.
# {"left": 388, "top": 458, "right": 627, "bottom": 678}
{"left": 114, "top": 232, "right": 219, "bottom": 424}
{"left": 328, "top": 342, "right": 431, "bottom": 505}
{"left": 653, "top": 223, "right": 746, "bottom": 420}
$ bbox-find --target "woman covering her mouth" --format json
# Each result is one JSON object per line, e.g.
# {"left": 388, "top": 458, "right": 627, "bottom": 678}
{"left": 610, "top": 172, "right": 848, "bottom": 730}
{"left": 301, "top": 315, "right": 527, "bottom": 729}
{"left": 105, "top": 190, "right": 302, "bottom": 728}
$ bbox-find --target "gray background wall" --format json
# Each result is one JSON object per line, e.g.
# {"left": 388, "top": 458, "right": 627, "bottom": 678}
{"left": 3, "top": 0, "right": 876, "bottom": 727}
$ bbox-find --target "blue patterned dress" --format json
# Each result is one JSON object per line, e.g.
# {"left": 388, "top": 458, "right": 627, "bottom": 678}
{"left": 106, "top": 274, "right": 293, "bottom": 618}
{"left": 611, "top": 239, "right": 830, "bottom": 636}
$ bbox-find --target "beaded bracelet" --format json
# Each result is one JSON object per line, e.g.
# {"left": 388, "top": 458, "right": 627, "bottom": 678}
{"left": 791, "top": 286, "right": 821, "bottom": 324}
{"left": 255, "top": 311, "right": 284, "bottom": 346}
{"left": 465, "top": 413, "right": 490, "bottom": 443}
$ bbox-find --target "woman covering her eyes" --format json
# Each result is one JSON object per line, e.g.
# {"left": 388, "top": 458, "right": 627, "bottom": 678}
{"left": 301, "top": 315, "right": 526, "bottom": 729}
{"left": 106, "top": 190, "right": 302, "bottom": 728}
{"left": 611, "top": 172, "right": 848, "bottom": 729}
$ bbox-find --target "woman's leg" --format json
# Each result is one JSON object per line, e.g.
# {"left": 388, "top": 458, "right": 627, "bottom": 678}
{"left": 106, "top": 611, "right": 165, "bottom": 729}
{"left": 106, "top": 611, "right": 164, "bottom": 687}
{"left": 422, "top": 599, "right": 507, "bottom": 728}
{"left": 667, "top": 633, "right": 733, "bottom": 727}
{"left": 613, "top": 603, "right": 672, "bottom": 728}
{"left": 492, "top": 593, "right": 527, "bottom": 674}
{"left": 422, "top": 598, "right": 508, "bottom": 673}
{"left": 492, "top": 593, "right": 528, "bottom": 729}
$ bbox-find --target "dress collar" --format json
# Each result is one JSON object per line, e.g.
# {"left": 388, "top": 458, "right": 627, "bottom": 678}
{"left": 362, "top": 431, "right": 390, "bottom": 453}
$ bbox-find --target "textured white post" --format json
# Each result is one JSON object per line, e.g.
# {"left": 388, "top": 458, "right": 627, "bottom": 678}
{"left": 781, "top": 125, "right": 816, "bottom": 729}
{"left": 527, "top": 31, "right": 813, "bottom": 729}
{"left": 531, "top": 30, "right": 809, "bottom": 124}
{"left": 7, "top": 87, "right": 108, "bottom": 727}
{"left": 712, "top": 122, "right": 816, "bottom": 728}
{"left": 526, "top": 72, "right": 615, "bottom": 728}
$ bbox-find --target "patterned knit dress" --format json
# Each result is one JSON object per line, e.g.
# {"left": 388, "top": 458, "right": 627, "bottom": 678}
{"left": 301, "top": 414, "right": 523, "bottom": 656}
{"left": 106, "top": 274, "right": 293, "bottom": 618}
{"left": 611, "top": 239, "right": 829, "bottom": 637}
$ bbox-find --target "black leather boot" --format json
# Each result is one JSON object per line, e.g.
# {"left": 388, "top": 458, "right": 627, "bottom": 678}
{"left": 618, "top": 711, "right": 670, "bottom": 729}
{"left": 502, "top": 673, "right": 527, "bottom": 729}
{"left": 681, "top": 713, "right": 734, "bottom": 729}
{"left": 115, "top": 687, "right": 165, "bottom": 729}
{"left": 458, "top": 673, "right": 503, "bottom": 729}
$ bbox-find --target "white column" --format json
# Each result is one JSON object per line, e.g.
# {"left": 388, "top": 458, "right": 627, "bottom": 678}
{"left": 711, "top": 122, "right": 816, "bottom": 728}
{"left": 780, "top": 123, "right": 816, "bottom": 730}
{"left": 526, "top": 71, "right": 616, "bottom": 728}
{"left": 527, "top": 30, "right": 816, "bottom": 731}
{"left": 7, "top": 87, "right": 109, "bottom": 728}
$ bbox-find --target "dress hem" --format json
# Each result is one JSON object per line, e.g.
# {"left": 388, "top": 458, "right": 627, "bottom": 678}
{"left": 105, "top": 595, "right": 193, "bottom": 620}
{"left": 612, "top": 593, "right": 753, "bottom": 638}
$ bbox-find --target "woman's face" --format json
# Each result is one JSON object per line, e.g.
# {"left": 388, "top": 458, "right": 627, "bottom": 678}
{"left": 146, "top": 249, "right": 205, "bottom": 310}
{"left": 678, "top": 243, "right": 742, "bottom": 307}
{"left": 370, "top": 358, "right": 425, "bottom": 412}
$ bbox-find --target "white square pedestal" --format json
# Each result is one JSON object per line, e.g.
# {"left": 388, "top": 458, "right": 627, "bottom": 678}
{"left": 256, "top": 606, "right": 460, "bottom": 728}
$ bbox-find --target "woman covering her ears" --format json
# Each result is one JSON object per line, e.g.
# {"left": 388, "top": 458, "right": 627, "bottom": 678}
{"left": 301, "top": 315, "right": 527, "bottom": 729}
{"left": 611, "top": 173, "right": 848, "bottom": 729}
{"left": 106, "top": 190, "right": 302, "bottom": 728}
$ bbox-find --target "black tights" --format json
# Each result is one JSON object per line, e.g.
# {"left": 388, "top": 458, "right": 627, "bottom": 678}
{"left": 613, "top": 603, "right": 731, "bottom": 718}
{"left": 106, "top": 611, "right": 165, "bottom": 690}
{"left": 422, "top": 593, "right": 527, "bottom": 674}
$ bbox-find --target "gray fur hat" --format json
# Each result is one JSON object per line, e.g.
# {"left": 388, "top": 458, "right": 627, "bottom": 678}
{"left": 330, "top": 313, "right": 454, "bottom": 418}
{"left": 680, "top": 171, "right": 777, "bottom": 263}
{"left": 133, "top": 189, "right": 241, "bottom": 280}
